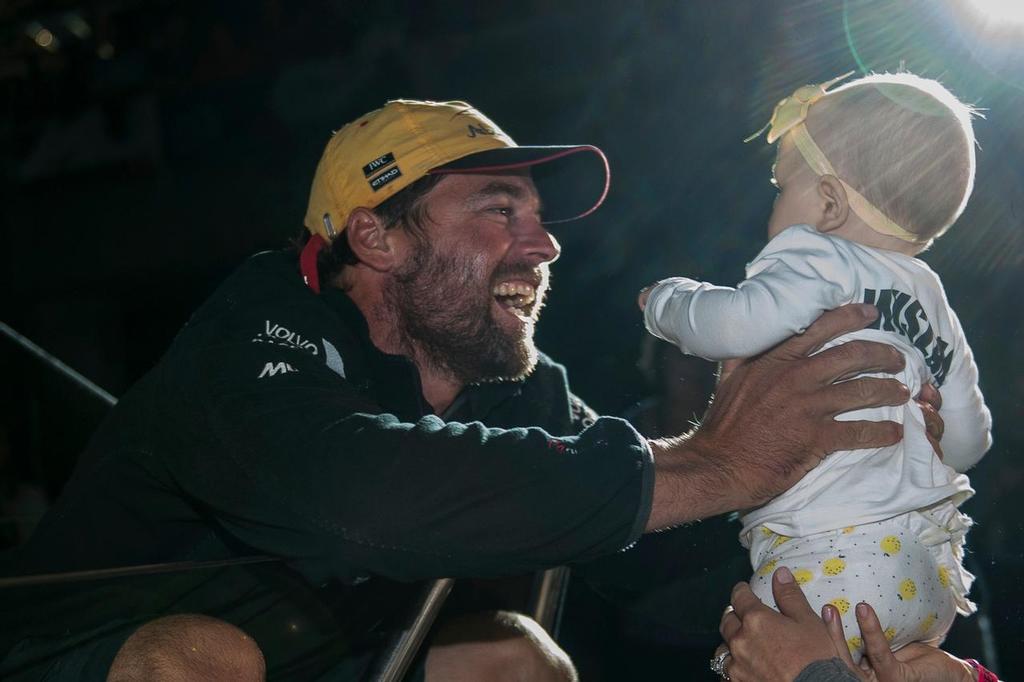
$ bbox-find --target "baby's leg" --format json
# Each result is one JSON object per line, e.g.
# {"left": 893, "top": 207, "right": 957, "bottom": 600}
{"left": 748, "top": 522, "right": 957, "bottom": 663}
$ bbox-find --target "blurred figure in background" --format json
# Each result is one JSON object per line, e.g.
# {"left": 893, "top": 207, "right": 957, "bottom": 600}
{"left": 627, "top": 335, "right": 717, "bottom": 438}
{"left": 0, "top": 421, "right": 49, "bottom": 549}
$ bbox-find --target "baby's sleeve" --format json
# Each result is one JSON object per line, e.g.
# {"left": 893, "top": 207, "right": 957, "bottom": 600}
{"left": 643, "top": 227, "right": 855, "bottom": 361}
{"left": 935, "top": 308, "right": 992, "bottom": 472}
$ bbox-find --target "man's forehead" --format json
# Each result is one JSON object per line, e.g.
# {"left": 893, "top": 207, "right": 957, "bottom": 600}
{"left": 433, "top": 171, "right": 541, "bottom": 203}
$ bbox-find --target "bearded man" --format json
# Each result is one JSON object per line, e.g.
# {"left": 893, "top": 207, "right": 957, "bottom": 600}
{"left": 0, "top": 100, "right": 914, "bottom": 681}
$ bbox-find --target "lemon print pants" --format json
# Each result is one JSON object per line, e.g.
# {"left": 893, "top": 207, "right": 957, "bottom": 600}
{"left": 747, "top": 506, "right": 974, "bottom": 663}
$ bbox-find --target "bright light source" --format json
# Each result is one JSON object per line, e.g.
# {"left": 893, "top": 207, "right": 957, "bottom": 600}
{"left": 25, "top": 21, "right": 60, "bottom": 52}
{"left": 964, "top": 0, "right": 1024, "bottom": 24}
{"left": 34, "top": 29, "right": 54, "bottom": 48}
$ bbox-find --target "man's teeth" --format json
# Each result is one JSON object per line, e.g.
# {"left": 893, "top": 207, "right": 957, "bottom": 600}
{"left": 492, "top": 282, "right": 537, "bottom": 306}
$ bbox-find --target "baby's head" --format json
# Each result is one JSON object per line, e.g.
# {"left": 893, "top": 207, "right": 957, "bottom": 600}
{"left": 766, "top": 72, "right": 978, "bottom": 254}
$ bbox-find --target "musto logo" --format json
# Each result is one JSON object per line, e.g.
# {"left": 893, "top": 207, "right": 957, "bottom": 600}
{"left": 252, "top": 321, "right": 319, "bottom": 355}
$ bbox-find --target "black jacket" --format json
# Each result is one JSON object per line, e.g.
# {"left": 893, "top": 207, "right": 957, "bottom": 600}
{"left": 2, "top": 250, "right": 653, "bottom": 678}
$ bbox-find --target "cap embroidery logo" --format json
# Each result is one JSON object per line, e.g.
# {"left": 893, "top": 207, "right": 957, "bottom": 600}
{"left": 368, "top": 165, "right": 402, "bottom": 191}
{"left": 362, "top": 152, "right": 395, "bottom": 178}
{"left": 467, "top": 124, "right": 496, "bottom": 138}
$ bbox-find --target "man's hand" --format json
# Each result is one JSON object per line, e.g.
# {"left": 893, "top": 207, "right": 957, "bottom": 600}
{"left": 718, "top": 567, "right": 847, "bottom": 681}
{"left": 646, "top": 304, "right": 908, "bottom": 527}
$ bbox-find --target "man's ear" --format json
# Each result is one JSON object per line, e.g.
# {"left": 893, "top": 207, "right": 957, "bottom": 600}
{"left": 816, "top": 175, "right": 850, "bottom": 233}
{"left": 345, "top": 207, "right": 396, "bottom": 271}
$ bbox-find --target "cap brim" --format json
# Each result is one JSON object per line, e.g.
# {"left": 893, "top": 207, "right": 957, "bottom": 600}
{"left": 430, "top": 145, "right": 610, "bottom": 224}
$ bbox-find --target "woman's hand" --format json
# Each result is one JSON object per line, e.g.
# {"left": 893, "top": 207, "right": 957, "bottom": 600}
{"left": 718, "top": 566, "right": 979, "bottom": 682}
{"left": 822, "top": 601, "right": 976, "bottom": 682}
{"left": 719, "top": 567, "right": 848, "bottom": 681}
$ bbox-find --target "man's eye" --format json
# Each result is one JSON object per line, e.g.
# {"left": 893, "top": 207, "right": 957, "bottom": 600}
{"left": 488, "top": 206, "right": 514, "bottom": 217}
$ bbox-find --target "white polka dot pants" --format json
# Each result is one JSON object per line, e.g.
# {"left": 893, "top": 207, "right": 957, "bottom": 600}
{"left": 748, "top": 514, "right": 968, "bottom": 663}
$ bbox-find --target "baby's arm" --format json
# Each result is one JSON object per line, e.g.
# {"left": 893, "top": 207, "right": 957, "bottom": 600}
{"left": 935, "top": 319, "right": 992, "bottom": 472}
{"left": 642, "top": 236, "right": 852, "bottom": 361}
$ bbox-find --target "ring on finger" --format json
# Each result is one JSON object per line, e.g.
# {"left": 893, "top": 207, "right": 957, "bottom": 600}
{"left": 709, "top": 649, "right": 732, "bottom": 680}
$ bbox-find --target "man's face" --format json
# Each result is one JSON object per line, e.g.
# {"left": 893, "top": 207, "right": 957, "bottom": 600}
{"left": 382, "top": 172, "right": 561, "bottom": 384}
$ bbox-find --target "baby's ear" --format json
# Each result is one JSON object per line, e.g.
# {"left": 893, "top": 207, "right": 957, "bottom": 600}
{"left": 816, "top": 175, "right": 850, "bottom": 233}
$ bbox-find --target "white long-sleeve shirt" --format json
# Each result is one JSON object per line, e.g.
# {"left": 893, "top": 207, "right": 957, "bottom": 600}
{"left": 644, "top": 224, "right": 992, "bottom": 541}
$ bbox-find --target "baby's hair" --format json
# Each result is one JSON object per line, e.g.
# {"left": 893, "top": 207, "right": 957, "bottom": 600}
{"left": 805, "top": 72, "right": 979, "bottom": 243}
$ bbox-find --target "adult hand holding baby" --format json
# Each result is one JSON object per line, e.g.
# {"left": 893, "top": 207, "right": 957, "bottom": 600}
{"left": 717, "top": 567, "right": 978, "bottom": 682}
{"left": 645, "top": 303, "right": 909, "bottom": 529}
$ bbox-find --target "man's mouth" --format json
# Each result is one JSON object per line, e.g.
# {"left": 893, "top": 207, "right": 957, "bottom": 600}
{"left": 492, "top": 279, "right": 538, "bottom": 317}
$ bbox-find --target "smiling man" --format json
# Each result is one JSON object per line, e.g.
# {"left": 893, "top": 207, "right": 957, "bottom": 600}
{"left": 1, "top": 100, "right": 912, "bottom": 681}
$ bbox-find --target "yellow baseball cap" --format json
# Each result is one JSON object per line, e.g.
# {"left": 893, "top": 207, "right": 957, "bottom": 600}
{"left": 303, "top": 99, "right": 610, "bottom": 242}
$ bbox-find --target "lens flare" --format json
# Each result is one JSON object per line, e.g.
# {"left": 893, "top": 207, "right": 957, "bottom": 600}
{"left": 964, "top": 0, "right": 1024, "bottom": 24}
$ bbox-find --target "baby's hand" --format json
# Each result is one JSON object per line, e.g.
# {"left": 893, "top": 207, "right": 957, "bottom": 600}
{"left": 637, "top": 284, "right": 657, "bottom": 310}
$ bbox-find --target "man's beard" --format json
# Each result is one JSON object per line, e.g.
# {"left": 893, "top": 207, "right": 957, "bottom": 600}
{"left": 381, "top": 242, "right": 545, "bottom": 385}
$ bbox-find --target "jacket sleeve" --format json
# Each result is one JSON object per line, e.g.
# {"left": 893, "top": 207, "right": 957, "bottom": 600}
{"left": 643, "top": 230, "right": 853, "bottom": 360}
{"left": 793, "top": 659, "right": 860, "bottom": 682}
{"left": 935, "top": 309, "right": 992, "bottom": 472}
{"left": 168, "top": 335, "right": 654, "bottom": 585}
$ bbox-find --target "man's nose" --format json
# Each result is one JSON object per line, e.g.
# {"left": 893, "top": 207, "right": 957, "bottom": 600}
{"left": 516, "top": 219, "right": 561, "bottom": 265}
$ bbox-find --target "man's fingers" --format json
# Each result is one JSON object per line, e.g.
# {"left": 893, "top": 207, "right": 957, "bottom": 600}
{"left": 770, "top": 567, "right": 818, "bottom": 623}
{"left": 855, "top": 602, "right": 899, "bottom": 673}
{"left": 729, "top": 581, "right": 764, "bottom": 618}
{"left": 774, "top": 304, "right": 879, "bottom": 359}
{"left": 918, "top": 382, "right": 942, "bottom": 411}
{"left": 918, "top": 399, "right": 946, "bottom": 460}
{"left": 820, "top": 378, "right": 910, "bottom": 416}
{"left": 806, "top": 340, "right": 905, "bottom": 384}
{"left": 824, "top": 419, "right": 902, "bottom": 454}
{"left": 918, "top": 399, "right": 945, "bottom": 442}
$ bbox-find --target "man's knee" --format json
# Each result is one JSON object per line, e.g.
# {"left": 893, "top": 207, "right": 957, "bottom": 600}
{"left": 426, "top": 611, "right": 577, "bottom": 682}
{"left": 107, "top": 614, "right": 265, "bottom": 682}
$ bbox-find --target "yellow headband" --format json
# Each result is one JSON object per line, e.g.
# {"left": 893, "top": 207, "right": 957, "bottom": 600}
{"left": 746, "top": 73, "right": 927, "bottom": 245}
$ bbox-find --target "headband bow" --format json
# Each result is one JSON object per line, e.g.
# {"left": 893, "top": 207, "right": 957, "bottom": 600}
{"left": 744, "top": 72, "right": 927, "bottom": 245}
{"left": 744, "top": 72, "right": 854, "bottom": 144}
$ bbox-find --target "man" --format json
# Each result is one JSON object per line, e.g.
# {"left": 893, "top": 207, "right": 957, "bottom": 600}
{"left": 0, "top": 100, "right": 911, "bottom": 680}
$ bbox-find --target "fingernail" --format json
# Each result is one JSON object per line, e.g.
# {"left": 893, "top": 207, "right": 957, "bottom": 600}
{"left": 856, "top": 602, "right": 870, "bottom": 617}
{"left": 776, "top": 566, "right": 794, "bottom": 583}
{"left": 823, "top": 606, "right": 835, "bottom": 623}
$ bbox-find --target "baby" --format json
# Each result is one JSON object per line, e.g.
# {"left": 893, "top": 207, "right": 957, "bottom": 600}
{"left": 640, "top": 72, "right": 992, "bottom": 660}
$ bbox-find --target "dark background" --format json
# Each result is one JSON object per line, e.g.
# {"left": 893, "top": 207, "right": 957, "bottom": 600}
{"left": 1, "top": 0, "right": 1022, "bottom": 677}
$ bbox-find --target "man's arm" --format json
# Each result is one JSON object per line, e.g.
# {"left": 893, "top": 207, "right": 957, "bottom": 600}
{"left": 173, "top": 304, "right": 903, "bottom": 580}
{"left": 645, "top": 303, "right": 907, "bottom": 530}
{"left": 177, "top": 337, "right": 652, "bottom": 583}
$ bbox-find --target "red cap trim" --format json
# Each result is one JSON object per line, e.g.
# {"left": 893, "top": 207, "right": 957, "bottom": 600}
{"left": 300, "top": 234, "right": 326, "bottom": 294}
